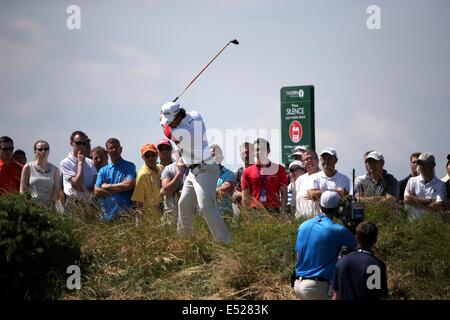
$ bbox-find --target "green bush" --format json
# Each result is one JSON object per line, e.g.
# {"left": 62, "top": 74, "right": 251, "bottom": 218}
{"left": 0, "top": 194, "right": 83, "bottom": 299}
{"left": 364, "top": 202, "right": 450, "bottom": 299}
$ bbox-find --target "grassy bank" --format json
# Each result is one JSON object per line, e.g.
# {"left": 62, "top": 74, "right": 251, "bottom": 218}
{"left": 61, "top": 203, "right": 450, "bottom": 300}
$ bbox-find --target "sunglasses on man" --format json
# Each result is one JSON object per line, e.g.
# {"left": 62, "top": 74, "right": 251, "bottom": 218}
{"left": 144, "top": 152, "right": 157, "bottom": 159}
{"left": 289, "top": 167, "right": 304, "bottom": 173}
{"left": 1, "top": 146, "right": 14, "bottom": 152}
{"left": 74, "top": 141, "right": 88, "bottom": 146}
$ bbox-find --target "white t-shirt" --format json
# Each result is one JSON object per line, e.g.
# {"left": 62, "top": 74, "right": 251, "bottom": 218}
{"left": 404, "top": 175, "right": 446, "bottom": 219}
{"left": 60, "top": 153, "right": 98, "bottom": 198}
{"left": 307, "top": 170, "right": 350, "bottom": 193}
{"left": 295, "top": 172, "right": 320, "bottom": 219}
{"left": 171, "top": 111, "right": 212, "bottom": 166}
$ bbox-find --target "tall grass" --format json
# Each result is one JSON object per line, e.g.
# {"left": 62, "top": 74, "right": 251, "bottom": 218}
{"left": 62, "top": 203, "right": 450, "bottom": 300}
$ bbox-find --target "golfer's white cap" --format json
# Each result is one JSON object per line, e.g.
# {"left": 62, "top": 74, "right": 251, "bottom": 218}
{"left": 366, "top": 150, "right": 384, "bottom": 161}
{"left": 320, "top": 190, "right": 341, "bottom": 209}
{"left": 320, "top": 147, "right": 337, "bottom": 158}
{"left": 160, "top": 101, "right": 181, "bottom": 126}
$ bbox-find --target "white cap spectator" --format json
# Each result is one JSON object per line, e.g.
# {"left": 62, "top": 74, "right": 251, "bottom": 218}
{"left": 291, "top": 146, "right": 308, "bottom": 159}
{"left": 320, "top": 147, "right": 337, "bottom": 158}
{"left": 417, "top": 152, "right": 436, "bottom": 166}
{"left": 320, "top": 190, "right": 341, "bottom": 209}
{"left": 367, "top": 151, "right": 384, "bottom": 161}
{"left": 289, "top": 160, "right": 304, "bottom": 170}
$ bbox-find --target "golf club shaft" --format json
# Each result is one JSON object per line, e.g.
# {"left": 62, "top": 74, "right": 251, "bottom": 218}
{"left": 173, "top": 40, "right": 234, "bottom": 102}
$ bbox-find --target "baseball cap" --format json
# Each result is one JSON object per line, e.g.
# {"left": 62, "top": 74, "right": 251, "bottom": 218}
{"left": 291, "top": 146, "right": 308, "bottom": 158}
{"left": 366, "top": 150, "right": 384, "bottom": 161}
{"left": 417, "top": 152, "right": 436, "bottom": 165}
{"left": 141, "top": 144, "right": 157, "bottom": 156}
{"left": 160, "top": 101, "right": 181, "bottom": 126}
{"left": 157, "top": 139, "right": 172, "bottom": 150}
{"left": 320, "top": 147, "right": 337, "bottom": 158}
{"left": 320, "top": 190, "right": 341, "bottom": 209}
{"left": 289, "top": 160, "right": 304, "bottom": 170}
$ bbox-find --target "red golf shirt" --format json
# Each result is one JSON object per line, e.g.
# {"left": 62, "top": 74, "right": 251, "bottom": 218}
{"left": 241, "top": 162, "right": 288, "bottom": 209}
{"left": 0, "top": 159, "right": 22, "bottom": 195}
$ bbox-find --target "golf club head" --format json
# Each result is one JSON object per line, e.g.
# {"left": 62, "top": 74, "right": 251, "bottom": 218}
{"left": 230, "top": 39, "right": 239, "bottom": 45}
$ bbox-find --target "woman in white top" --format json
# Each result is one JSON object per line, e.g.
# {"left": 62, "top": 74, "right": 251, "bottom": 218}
{"left": 20, "top": 140, "right": 60, "bottom": 207}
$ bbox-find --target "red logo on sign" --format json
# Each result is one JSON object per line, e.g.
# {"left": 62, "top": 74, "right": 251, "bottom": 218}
{"left": 289, "top": 121, "right": 303, "bottom": 143}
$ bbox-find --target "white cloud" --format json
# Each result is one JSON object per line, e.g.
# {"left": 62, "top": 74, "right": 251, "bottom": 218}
{"left": 109, "top": 43, "right": 162, "bottom": 77}
{"left": 0, "top": 18, "right": 50, "bottom": 79}
{"left": 8, "top": 17, "right": 45, "bottom": 41}
{"left": 75, "top": 61, "right": 117, "bottom": 75}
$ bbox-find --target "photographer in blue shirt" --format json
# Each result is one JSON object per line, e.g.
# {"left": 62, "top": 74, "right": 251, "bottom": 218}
{"left": 293, "top": 190, "right": 357, "bottom": 300}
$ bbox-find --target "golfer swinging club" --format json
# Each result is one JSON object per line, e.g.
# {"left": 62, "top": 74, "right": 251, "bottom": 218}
{"left": 160, "top": 101, "right": 232, "bottom": 244}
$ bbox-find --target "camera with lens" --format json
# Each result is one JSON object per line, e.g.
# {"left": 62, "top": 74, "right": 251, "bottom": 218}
{"left": 337, "top": 195, "right": 364, "bottom": 234}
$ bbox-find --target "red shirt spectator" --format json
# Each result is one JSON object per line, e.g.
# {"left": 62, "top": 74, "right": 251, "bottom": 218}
{"left": 242, "top": 162, "right": 288, "bottom": 209}
{"left": 0, "top": 136, "right": 23, "bottom": 195}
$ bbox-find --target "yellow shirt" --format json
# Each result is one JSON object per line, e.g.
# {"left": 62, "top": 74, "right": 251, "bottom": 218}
{"left": 131, "top": 164, "right": 163, "bottom": 209}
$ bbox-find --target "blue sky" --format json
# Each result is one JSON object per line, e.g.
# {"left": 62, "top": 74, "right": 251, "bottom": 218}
{"left": 1, "top": 0, "right": 449, "bottom": 180}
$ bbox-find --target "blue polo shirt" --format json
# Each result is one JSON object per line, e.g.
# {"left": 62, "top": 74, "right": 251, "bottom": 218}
{"left": 295, "top": 214, "right": 357, "bottom": 281}
{"left": 333, "top": 249, "right": 388, "bottom": 300}
{"left": 216, "top": 165, "right": 236, "bottom": 213}
{"left": 95, "top": 158, "right": 136, "bottom": 221}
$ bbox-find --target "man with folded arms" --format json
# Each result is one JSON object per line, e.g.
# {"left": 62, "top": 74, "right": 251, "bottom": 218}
{"left": 355, "top": 150, "right": 399, "bottom": 202}
{"left": 404, "top": 152, "right": 446, "bottom": 220}
{"left": 307, "top": 147, "right": 350, "bottom": 201}
{"left": 94, "top": 138, "right": 136, "bottom": 221}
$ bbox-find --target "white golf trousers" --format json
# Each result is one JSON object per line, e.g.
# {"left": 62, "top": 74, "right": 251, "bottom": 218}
{"left": 178, "top": 163, "right": 232, "bottom": 244}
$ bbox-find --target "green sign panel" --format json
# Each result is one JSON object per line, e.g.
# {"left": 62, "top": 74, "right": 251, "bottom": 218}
{"left": 280, "top": 85, "right": 315, "bottom": 168}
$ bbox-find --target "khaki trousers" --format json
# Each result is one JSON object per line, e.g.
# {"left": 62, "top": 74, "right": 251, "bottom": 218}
{"left": 178, "top": 163, "right": 231, "bottom": 244}
{"left": 294, "top": 279, "right": 331, "bottom": 300}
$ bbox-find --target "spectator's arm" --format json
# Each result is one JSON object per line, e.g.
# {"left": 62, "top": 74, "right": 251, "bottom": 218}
{"left": 232, "top": 189, "right": 242, "bottom": 203}
{"left": 358, "top": 195, "right": 397, "bottom": 202}
{"left": 102, "top": 178, "right": 135, "bottom": 194}
{"left": 19, "top": 164, "right": 31, "bottom": 193}
{"left": 217, "top": 181, "right": 235, "bottom": 198}
{"left": 94, "top": 169, "right": 109, "bottom": 198}
{"left": 94, "top": 186, "right": 110, "bottom": 198}
{"left": 53, "top": 167, "right": 61, "bottom": 202}
{"left": 308, "top": 188, "right": 322, "bottom": 201}
{"left": 242, "top": 188, "right": 251, "bottom": 208}
{"left": 280, "top": 185, "right": 288, "bottom": 213}
{"left": 70, "top": 152, "right": 87, "bottom": 192}
{"left": 404, "top": 194, "right": 434, "bottom": 206}
{"left": 161, "top": 173, "right": 184, "bottom": 195}
{"left": 429, "top": 200, "right": 445, "bottom": 211}
{"left": 384, "top": 193, "right": 398, "bottom": 202}
{"left": 332, "top": 291, "right": 339, "bottom": 300}
{"left": 332, "top": 265, "right": 340, "bottom": 300}
{"left": 336, "top": 188, "right": 349, "bottom": 198}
